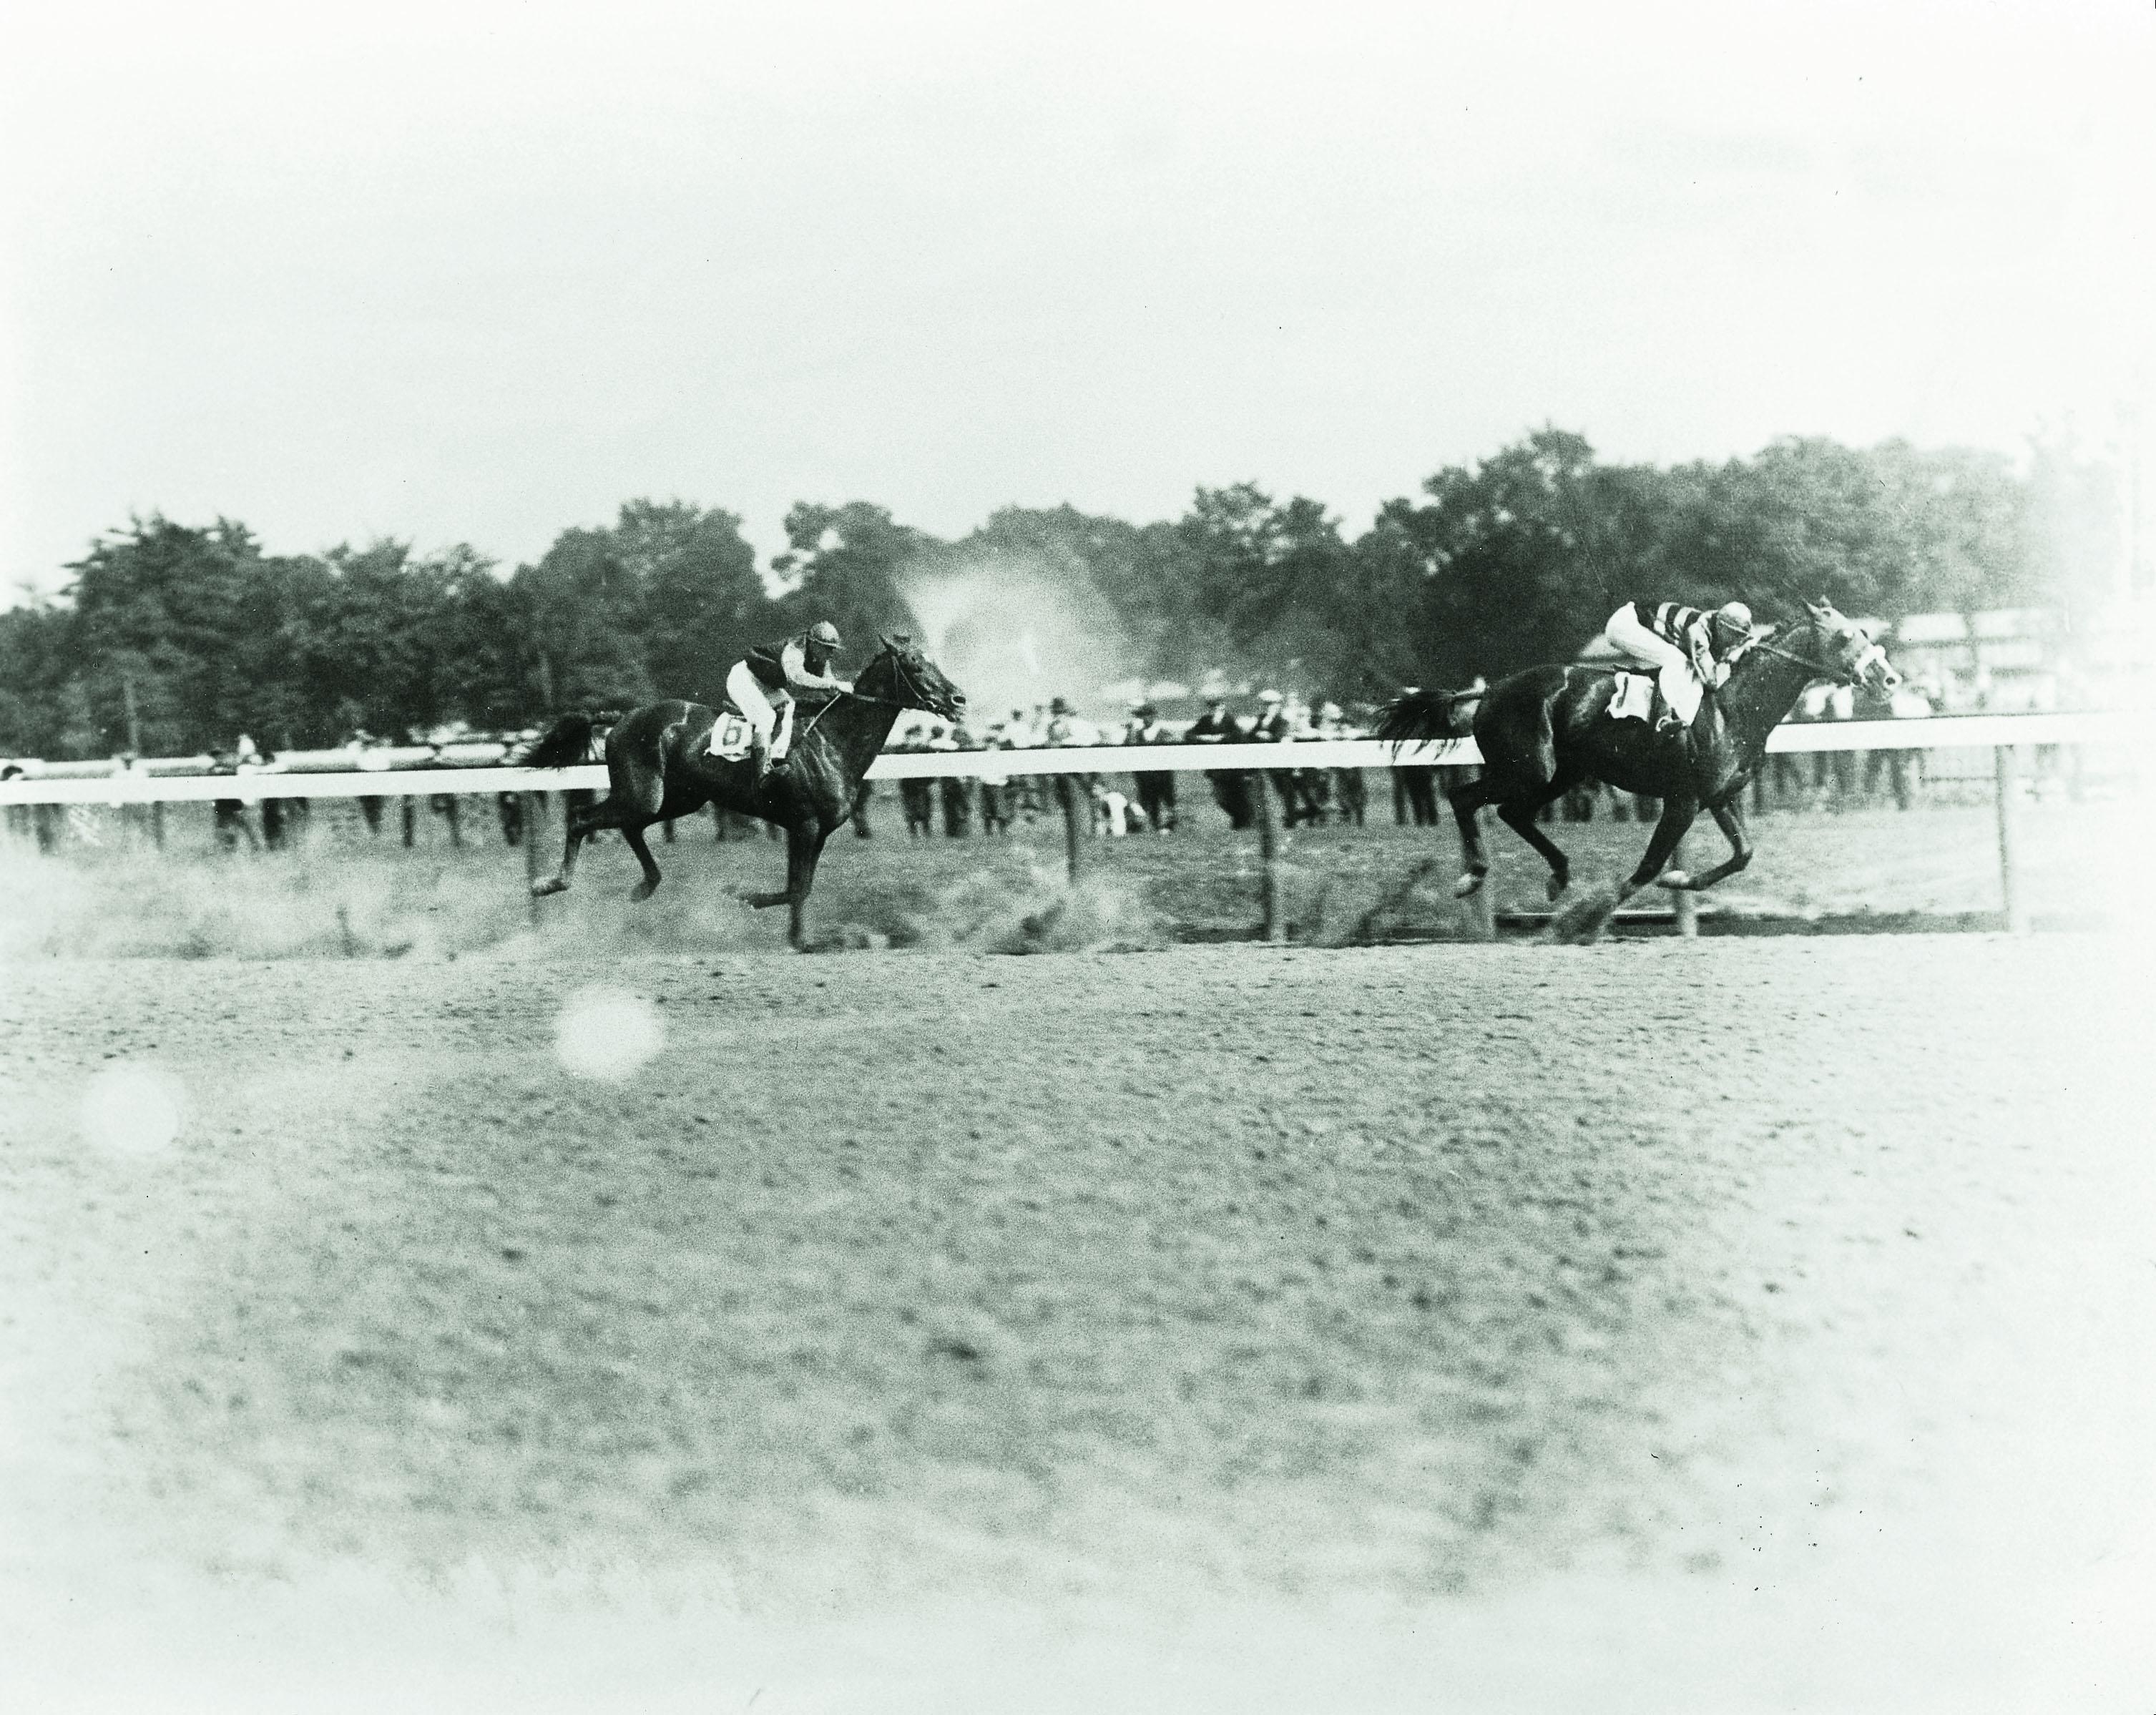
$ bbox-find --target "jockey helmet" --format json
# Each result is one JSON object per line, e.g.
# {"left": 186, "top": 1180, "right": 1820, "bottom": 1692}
{"left": 808, "top": 620, "right": 842, "bottom": 650}
{"left": 1712, "top": 601, "right": 1753, "bottom": 644}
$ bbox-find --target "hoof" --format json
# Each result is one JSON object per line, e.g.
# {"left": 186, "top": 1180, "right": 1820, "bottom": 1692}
{"left": 1655, "top": 870, "right": 1691, "bottom": 891}
{"left": 530, "top": 877, "right": 567, "bottom": 898}
{"left": 1452, "top": 873, "right": 1486, "bottom": 899}
{"left": 1546, "top": 875, "right": 1569, "bottom": 903}
{"left": 630, "top": 880, "right": 659, "bottom": 902}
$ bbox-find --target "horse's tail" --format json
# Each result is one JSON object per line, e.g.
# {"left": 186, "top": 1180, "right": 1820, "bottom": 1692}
{"left": 1375, "top": 687, "right": 1479, "bottom": 748}
{"left": 520, "top": 711, "right": 603, "bottom": 770}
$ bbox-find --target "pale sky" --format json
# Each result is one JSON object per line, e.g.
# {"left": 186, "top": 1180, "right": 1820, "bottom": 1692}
{"left": 3, "top": 0, "right": 2151, "bottom": 599}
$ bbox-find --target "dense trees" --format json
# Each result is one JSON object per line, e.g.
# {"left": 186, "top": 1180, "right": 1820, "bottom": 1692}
{"left": 0, "top": 431, "right": 2117, "bottom": 758}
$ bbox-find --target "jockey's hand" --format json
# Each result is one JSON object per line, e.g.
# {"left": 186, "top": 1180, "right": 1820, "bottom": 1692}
{"left": 1710, "top": 662, "right": 1732, "bottom": 689}
{"left": 838, "top": 679, "right": 856, "bottom": 694}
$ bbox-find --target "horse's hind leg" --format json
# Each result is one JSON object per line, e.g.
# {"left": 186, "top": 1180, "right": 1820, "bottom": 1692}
{"left": 1445, "top": 775, "right": 1499, "bottom": 896}
{"left": 1497, "top": 780, "right": 1577, "bottom": 900}
{"left": 533, "top": 796, "right": 612, "bottom": 895}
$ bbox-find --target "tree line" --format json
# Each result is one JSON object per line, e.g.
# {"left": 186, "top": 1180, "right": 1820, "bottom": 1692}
{"left": 0, "top": 428, "right": 2119, "bottom": 759}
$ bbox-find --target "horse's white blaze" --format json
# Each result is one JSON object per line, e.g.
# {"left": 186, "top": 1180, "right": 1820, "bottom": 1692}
{"left": 81, "top": 1061, "right": 186, "bottom": 1156}
{"left": 554, "top": 987, "right": 664, "bottom": 1083}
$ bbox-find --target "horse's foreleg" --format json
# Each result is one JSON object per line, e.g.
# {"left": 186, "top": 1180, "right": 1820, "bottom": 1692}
{"left": 785, "top": 825, "right": 828, "bottom": 950}
{"left": 1658, "top": 800, "right": 1753, "bottom": 892}
{"left": 619, "top": 823, "right": 664, "bottom": 900}
{"left": 731, "top": 819, "right": 798, "bottom": 910}
{"left": 1618, "top": 796, "right": 1700, "bottom": 900}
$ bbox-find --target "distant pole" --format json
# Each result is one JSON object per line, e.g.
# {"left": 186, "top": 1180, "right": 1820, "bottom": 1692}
{"left": 1056, "top": 774, "right": 1087, "bottom": 883}
{"left": 121, "top": 675, "right": 144, "bottom": 755}
{"left": 1995, "top": 745, "right": 2028, "bottom": 933}
{"left": 1254, "top": 770, "right": 1285, "bottom": 943}
{"left": 1670, "top": 832, "right": 1698, "bottom": 938}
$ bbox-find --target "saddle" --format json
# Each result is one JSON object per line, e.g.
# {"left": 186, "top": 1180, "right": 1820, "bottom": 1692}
{"left": 1607, "top": 670, "right": 1662, "bottom": 725}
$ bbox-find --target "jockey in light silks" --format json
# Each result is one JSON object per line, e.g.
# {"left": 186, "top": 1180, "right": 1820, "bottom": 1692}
{"left": 717, "top": 619, "right": 853, "bottom": 780}
{"left": 1604, "top": 599, "right": 1755, "bottom": 734}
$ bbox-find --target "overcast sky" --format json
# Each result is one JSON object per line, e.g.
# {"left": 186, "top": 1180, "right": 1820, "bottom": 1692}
{"left": 3, "top": 0, "right": 2151, "bottom": 598}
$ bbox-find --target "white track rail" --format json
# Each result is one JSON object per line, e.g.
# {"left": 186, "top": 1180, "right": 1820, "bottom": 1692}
{"left": 1, "top": 713, "right": 2144, "bottom": 805}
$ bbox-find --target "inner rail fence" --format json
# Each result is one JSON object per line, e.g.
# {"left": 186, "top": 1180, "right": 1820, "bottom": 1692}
{"left": 4, "top": 712, "right": 2148, "bottom": 938}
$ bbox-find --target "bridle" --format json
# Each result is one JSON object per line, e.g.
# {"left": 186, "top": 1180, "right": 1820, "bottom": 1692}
{"left": 1748, "top": 622, "right": 1883, "bottom": 687}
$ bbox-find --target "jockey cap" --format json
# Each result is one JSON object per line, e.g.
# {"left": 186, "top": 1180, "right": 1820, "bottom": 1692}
{"left": 808, "top": 620, "right": 842, "bottom": 650}
{"left": 1712, "top": 601, "right": 1753, "bottom": 641}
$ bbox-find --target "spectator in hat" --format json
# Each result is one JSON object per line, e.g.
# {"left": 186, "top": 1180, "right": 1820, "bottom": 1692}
{"left": 1124, "top": 701, "right": 1177, "bottom": 832}
{"left": 1250, "top": 688, "right": 1301, "bottom": 820}
{"left": 1185, "top": 692, "right": 1251, "bottom": 828}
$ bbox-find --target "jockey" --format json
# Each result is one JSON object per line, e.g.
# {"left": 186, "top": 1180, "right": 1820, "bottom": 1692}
{"left": 718, "top": 619, "right": 854, "bottom": 780}
{"left": 1604, "top": 599, "right": 1754, "bottom": 733}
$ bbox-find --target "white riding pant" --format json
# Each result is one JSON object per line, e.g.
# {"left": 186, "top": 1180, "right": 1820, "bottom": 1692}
{"left": 722, "top": 662, "right": 793, "bottom": 755}
{"left": 1604, "top": 604, "right": 1702, "bottom": 724}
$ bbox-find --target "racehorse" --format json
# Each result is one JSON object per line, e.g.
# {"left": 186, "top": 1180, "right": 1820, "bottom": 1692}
{"left": 522, "top": 634, "right": 966, "bottom": 948}
{"left": 1376, "top": 600, "right": 1901, "bottom": 922}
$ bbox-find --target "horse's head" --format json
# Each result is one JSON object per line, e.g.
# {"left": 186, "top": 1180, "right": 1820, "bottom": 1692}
{"left": 1799, "top": 599, "right": 1901, "bottom": 696}
{"left": 859, "top": 633, "right": 967, "bottom": 722}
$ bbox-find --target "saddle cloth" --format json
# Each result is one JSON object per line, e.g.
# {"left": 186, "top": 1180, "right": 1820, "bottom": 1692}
{"left": 705, "top": 701, "right": 793, "bottom": 762}
{"left": 1608, "top": 670, "right": 1658, "bottom": 724}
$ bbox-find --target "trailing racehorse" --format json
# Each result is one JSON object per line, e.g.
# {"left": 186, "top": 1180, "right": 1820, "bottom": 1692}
{"left": 1377, "top": 601, "right": 1901, "bottom": 933}
{"left": 522, "top": 634, "right": 966, "bottom": 948}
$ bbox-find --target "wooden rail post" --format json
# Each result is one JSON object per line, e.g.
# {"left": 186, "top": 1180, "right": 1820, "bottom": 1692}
{"left": 1994, "top": 745, "right": 2027, "bottom": 934}
{"left": 1253, "top": 768, "right": 1285, "bottom": 943}
{"left": 1055, "top": 773, "right": 1087, "bottom": 884}
{"left": 521, "top": 791, "right": 544, "bottom": 925}
{"left": 1670, "top": 832, "right": 1698, "bottom": 938}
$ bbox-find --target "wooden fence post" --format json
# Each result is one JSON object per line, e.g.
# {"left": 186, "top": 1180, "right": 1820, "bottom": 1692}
{"left": 1253, "top": 769, "right": 1285, "bottom": 943}
{"left": 1670, "top": 832, "right": 1698, "bottom": 938}
{"left": 1994, "top": 745, "right": 2027, "bottom": 933}
{"left": 1056, "top": 774, "right": 1087, "bottom": 884}
{"left": 521, "top": 792, "right": 544, "bottom": 925}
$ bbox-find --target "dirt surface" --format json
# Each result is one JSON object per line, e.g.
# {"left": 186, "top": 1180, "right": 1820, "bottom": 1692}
{"left": 3, "top": 934, "right": 2153, "bottom": 1712}
{"left": 4, "top": 795, "right": 2146, "bottom": 962}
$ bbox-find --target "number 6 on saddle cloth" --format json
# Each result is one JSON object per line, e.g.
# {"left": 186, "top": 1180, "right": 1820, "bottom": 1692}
{"left": 705, "top": 699, "right": 794, "bottom": 765}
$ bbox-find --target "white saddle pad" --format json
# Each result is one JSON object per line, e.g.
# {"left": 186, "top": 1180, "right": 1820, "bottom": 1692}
{"left": 705, "top": 703, "right": 793, "bottom": 762}
{"left": 1609, "top": 671, "right": 1657, "bottom": 723}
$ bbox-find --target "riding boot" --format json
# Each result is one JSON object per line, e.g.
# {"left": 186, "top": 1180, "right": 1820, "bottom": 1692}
{"left": 750, "top": 733, "right": 772, "bottom": 782}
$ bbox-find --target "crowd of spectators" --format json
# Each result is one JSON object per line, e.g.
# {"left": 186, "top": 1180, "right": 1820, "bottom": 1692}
{"left": 878, "top": 689, "right": 1388, "bottom": 838}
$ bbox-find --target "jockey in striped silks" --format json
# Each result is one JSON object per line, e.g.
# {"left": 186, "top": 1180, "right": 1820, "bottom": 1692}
{"left": 1604, "top": 599, "right": 1755, "bottom": 733}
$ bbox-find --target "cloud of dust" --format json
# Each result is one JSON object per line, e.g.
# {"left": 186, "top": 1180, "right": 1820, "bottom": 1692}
{"left": 898, "top": 554, "right": 1138, "bottom": 729}
{"left": 0, "top": 835, "right": 1174, "bottom": 964}
{"left": 0, "top": 844, "right": 770, "bottom": 963}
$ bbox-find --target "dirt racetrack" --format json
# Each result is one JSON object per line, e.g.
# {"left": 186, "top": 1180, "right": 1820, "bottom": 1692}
{"left": 4, "top": 932, "right": 2153, "bottom": 1713}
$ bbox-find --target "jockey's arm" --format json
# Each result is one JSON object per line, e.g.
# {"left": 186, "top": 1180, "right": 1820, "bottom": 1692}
{"left": 1684, "top": 619, "right": 1727, "bottom": 687}
{"left": 778, "top": 639, "right": 854, "bottom": 697}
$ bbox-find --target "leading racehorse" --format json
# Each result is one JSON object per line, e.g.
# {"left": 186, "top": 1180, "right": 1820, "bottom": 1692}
{"left": 522, "top": 634, "right": 966, "bottom": 948}
{"left": 1377, "top": 600, "right": 1901, "bottom": 923}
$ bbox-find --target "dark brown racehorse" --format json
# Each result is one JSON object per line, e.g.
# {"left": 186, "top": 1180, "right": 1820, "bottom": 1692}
{"left": 1377, "top": 601, "right": 1901, "bottom": 918}
{"left": 523, "top": 634, "right": 965, "bottom": 948}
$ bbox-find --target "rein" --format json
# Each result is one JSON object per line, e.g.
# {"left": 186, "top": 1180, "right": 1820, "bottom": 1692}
{"left": 786, "top": 647, "right": 936, "bottom": 750}
{"left": 1748, "top": 632, "right": 1851, "bottom": 684}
